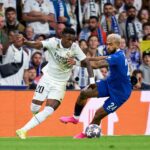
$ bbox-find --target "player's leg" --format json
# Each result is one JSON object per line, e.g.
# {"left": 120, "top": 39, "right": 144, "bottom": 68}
{"left": 74, "top": 97, "right": 119, "bottom": 139}
{"left": 31, "top": 99, "right": 43, "bottom": 115}
{"left": 60, "top": 85, "right": 99, "bottom": 124}
{"left": 16, "top": 76, "right": 49, "bottom": 139}
{"left": 90, "top": 106, "right": 108, "bottom": 125}
{"left": 60, "top": 80, "right": 109, "bottom": 124}
{"left": 26, "top": 82, "right": 65, "bottom": 129}
{"left": 16, "top": 75, "right": 64, "bottom": 139}
{"left": 73, "top": 80, "right": 110, "bottom": 138}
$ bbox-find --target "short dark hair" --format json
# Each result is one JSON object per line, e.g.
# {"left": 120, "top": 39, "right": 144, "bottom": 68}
{"left": 87, "top": 35, "right": 99, "bottom": 43}
{"left": 104, "top": 2, "right": 113, "bottom": 8}
{"left": 127, "top": 5, "right": 136, "bottom": 11}
{"left": 28, "top": 67, "right": 36, "bottom": 71}
{"left": 79, "top": 39, "right": 87, "bottom": 44}
{"left": 5, "top": 7, "right": 16, "bottom": 15}
{"left": 62, "top": 27, "right": 76, "bottom": 36}
{"left": 34, "top": 34, "right": 46, "bottom": 40}
{"left": 89, "top": 16, "right": 99, "bottom": 22}
{"left": 143, "top": 22, "right": 150, "bottom": 29}
{"left": 132, "top": 69, "right": 143, "bottom": 77}
{"left": 143, "top": 50, "right": 150, "bottom": 58}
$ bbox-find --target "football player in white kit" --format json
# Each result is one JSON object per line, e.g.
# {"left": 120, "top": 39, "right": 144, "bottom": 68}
{"left": 16, "top": 28, "right": 95, "bottom": 139}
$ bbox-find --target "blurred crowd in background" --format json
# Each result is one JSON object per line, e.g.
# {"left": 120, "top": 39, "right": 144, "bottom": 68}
{"left": 0, "top": 0, "right": 150, "bottom": 90}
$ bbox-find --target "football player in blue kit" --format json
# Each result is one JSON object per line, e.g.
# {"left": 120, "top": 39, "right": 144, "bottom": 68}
{"left": 60, "top": 33, "right": 132, "bottom": 138}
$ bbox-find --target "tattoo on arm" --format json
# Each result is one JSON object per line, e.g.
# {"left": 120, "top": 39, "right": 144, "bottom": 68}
{"left": 88, "top": 56, "right": 107, "bottom": 61}
{"left": 95, "top": 60, "right": 109, "bottom": 68}
{"left": 81, "top": 59, "right": 109, "bottom": 69}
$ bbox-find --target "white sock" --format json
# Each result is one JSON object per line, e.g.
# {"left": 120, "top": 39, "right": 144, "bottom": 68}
{"left": 21, "top": 106, "right": 54, "bottom": 132}
{"left": 30, "top": 103, "right": 41, "bottom": 114}
{"left": 73, "top": 115, "right": 80, "bottom": 120}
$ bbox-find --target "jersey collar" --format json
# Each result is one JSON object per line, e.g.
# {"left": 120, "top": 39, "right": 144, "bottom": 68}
{"left": 59, "top": 39, "right": 70, "bottom": 50}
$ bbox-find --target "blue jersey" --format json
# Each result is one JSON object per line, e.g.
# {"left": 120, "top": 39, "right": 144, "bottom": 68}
{"left": 106, "top": 50, "right": 132, "bottom": 100}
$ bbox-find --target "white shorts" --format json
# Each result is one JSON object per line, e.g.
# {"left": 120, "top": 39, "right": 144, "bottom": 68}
{"left": 33, "top": 74, "right": 67, "bottom": 102}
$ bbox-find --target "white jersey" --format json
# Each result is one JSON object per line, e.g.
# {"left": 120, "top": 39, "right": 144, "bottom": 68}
{"left": 41, "top": 37, "right": 86, "bottom": 82}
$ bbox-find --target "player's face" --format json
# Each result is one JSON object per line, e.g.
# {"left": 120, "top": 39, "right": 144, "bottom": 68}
{"left": 106, "top": 38, "right": 117, "bottom": 54}
{"left": 61, "top": 34, "right": 76, "bottom": 48}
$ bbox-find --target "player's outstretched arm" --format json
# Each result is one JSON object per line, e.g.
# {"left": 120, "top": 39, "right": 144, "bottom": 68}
{"left": 24, "top": 41, "right": 43, "bottom": 49}
{"left": 81, "top": 59, "right": 108, "bottom": 69}
{"left": 88, "top": 56, "right": 107, "bottom": 61}
{"left": 91, "top": 60, "right": 109, "bottom": 69}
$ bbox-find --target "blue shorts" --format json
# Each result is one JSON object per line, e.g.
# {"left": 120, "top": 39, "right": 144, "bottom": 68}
{"left": 96, "top": 80, "right": 127, "bottom": 114}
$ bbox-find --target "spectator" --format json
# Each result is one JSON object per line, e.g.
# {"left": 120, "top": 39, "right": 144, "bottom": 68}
{"left": 138, "top": 8, "right": 150, "bottom": 24}
{"left": 65, "top": 0, "right": 78, "bottom": 30}
{"left": 82, "top": 0, "right": 100, "bottom": 23}
{"left": 143, "top": 22, "right": 150, "bottom": 37}
{"left": 101, "top": 3, "right": 120, "bottom": 35}
{"left": 86, "top": 35, "right": 101, "bottom": 57}
{"left": 139, "top": 51, "right": 150, "bottom": 85}
{"left": 126, "top": 37, "right": 141, "bottom": 72}
{"left": 28, "top": 67, "right": 37, "bottom": 90}
{"left": 25, "top": 26, "right": 35, "bottom": 41}
{"left": 78, "top": 39, "right": 88, "bottom": 54}
{"left": 0, "top": 0, "right": 4, "bottom": 16}
{"left": 114, "top": 0, "right": 124, "bottom": 13}
{"left": 5, "top": 7, "right": 25, "bottom": 33}
{"left": 132, "top": 69, "right": 150, "bottom": 90}
{"left": 119, "top": 6, "right": 143, "bottom": 42}
{"left": 8, "top": 30, "right": 15, "bottom": 44}
{"left": 79, "top": 16, "right": 106, "bottom": 45}
{"left": 29, "top": 51, "right": 43, "bottom": 77}
{"left": 142, "top": 0, "right": 150, "bottom": 11}
{"left": 55, "top": 23, "right": 66, "bottom": 38}
{"left": 23, "top": 0, "right": 55, "bottom": 36}
{"left": 123, "top": 0, "right": 142, "bottom": 11}
{"left": 0, "top": 33, "right": 29, "bottom": 85}
{"left": 120, "top": 37, "right": 127, "bottom": 51}
{"left": 118, "top": 11, "right": 127, "bottom": 23}
{"left": 52, "top": 0, "right": 70, "bottom": 27}
{"left": 0, "top": 14, "right": 9, "bottom": 55}
{"left": 3, "top": 0, "right": 16, "bottom": 9}
{"left": 100, "top": 66, "right": 108, "bottom": 78}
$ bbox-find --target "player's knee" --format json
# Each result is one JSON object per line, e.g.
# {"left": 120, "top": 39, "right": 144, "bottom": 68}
{"left": 42, "top": 106, "right": 54, "bottom": 118}
{"left": 80, "top": 91, "right": 88, "bottom": 99}
{"left": 30, "top": 103, "right": 41, "bottom": 114}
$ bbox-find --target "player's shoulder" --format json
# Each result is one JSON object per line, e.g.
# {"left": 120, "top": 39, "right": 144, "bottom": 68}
{"left": 46, "top": 37, "right": 60, "bottom": 45}
{"left": 71, "top": 42, "right": 80, "bottom": 50}
{"left": 113, "top": 49, "right": 124, "bottom": 57}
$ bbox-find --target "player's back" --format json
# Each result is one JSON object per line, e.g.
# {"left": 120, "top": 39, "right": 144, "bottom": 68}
{"left": 106, "top": 50, "right": 132, "bottom": 100}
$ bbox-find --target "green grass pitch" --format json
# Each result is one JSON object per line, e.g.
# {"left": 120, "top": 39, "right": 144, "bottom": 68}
{"left": 0, "top": 136, "right": 150, "bottom": 150}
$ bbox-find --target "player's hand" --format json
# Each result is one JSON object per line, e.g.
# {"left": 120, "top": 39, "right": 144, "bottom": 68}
{"left": 88, "top": 83, "right": 96, "bottom": 89}
{"left": 67, "top": 57, "right": 76, "bottom": 66}
{"left": 83, "top": 84, "right": 96, "bottom": 90}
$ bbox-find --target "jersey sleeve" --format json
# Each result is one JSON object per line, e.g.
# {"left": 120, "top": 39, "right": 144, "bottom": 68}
{"left": 74, "top": 44, "right": 86, "bottom": 61}
{"left": 106, "top": 53, "right": 120, "bottom": 66}
{"left": 41, "top": 37, "right": 56, "bottom": 50}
